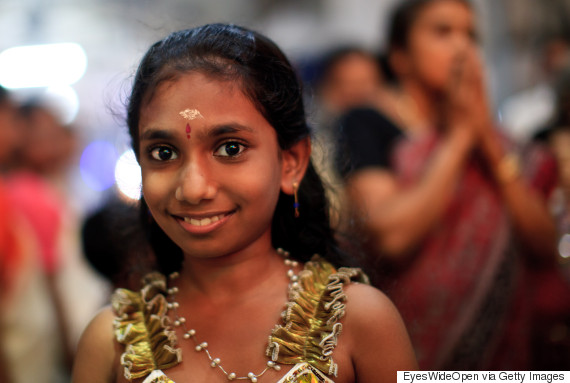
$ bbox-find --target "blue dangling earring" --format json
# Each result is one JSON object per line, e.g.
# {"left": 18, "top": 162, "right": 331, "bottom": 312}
{"left": 293, "top": 182, "right": 300, "bottom": 218}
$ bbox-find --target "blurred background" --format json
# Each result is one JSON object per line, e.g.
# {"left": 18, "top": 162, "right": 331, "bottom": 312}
{"left": 0, "top": 0, "right": 569, "bottom": 381}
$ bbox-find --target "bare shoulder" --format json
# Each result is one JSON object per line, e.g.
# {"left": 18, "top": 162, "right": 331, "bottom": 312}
{"left": 343, "top": 282, "right": 405, "bottom": 331}
{"left": 343, "top": 283, "right": 418, "bottom": 383}
{"left": 72, "top": 306, "right": 117, "bottom": 383}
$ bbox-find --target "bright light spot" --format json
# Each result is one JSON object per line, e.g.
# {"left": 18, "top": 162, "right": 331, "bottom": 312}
{"left": 43, "top": 85, "right": 80, "bottom": 124}
{"left": 80, "top": 141, "right": 118, "bottom": 192}
{"left": 115, "top": 149, "right": 142, "bottom": 200}
{"left": 559, "top": 234, "right": 570, "bottom": 259}
{"left": 0, "top": 43, "right": 87, "bottom": 89}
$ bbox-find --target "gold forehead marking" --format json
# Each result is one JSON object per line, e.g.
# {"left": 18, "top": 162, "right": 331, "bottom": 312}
{"left": 179, "top": 108, "right": 204, "bottom": 120}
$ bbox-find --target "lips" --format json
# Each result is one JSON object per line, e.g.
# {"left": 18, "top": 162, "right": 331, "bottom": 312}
{"left": 173, "top": 209, "right": 236, "bottom": 234}
{"left": 183, "top": 213, "right": 224, "bottom": 226}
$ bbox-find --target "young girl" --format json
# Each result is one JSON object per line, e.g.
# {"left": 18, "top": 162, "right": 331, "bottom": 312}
{"left": 72, "top": 24, "right": 417, "bottom": 383}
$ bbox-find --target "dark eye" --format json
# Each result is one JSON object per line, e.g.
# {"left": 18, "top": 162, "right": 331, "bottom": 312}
{"left": 150, "top": 146, "right": 178, "bottom": 161}
{"left": 433, "top": 23, "right": 452, "bottom": 37}
{"left": 214, "top": 142, "right": 246, "bottom": 157}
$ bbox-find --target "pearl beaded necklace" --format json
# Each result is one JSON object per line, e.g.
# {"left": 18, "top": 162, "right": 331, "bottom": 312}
{"left": 166, "top": 248, "right": 299, "bottom": 382}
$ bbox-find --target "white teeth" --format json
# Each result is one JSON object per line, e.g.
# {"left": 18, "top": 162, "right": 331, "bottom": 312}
{"left": 184, "top": 214, "right": 224, "bottom": 226}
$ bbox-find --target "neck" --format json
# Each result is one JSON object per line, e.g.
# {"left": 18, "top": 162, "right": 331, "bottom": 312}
{"left": 400, "top": 78, "right": 442, "bottom": 129}
{"left": 177, "top": 233, "right": 286, "bottom": 302}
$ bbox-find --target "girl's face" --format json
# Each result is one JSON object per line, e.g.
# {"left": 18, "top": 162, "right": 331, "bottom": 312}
{"left": 396, "top": 0, "right": 477, "bottom": 91}
{"left": 138, "top": 72, "right": 299, "bottom": 259}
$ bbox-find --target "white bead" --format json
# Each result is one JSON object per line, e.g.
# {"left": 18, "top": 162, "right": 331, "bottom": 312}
{"left": 290, "top": 275, "right": 299, "bottom": 282}
{"left": 267, "top": 361, "right": 275, "bottom": 367}
{"left": 213, "top": 358, "right": 221, "bottom": 364}
{"left": 183, "top": 333, "right": 190, "bottom": 339}
{"left": 189, "top": 329, "right": 196, "bottom": 336}
{"left": 228, "top": 373, "right": 236, "bottom": 380}
{"left": 169, "top": 272, "right": 179, "bottom": 279}
{"left": 195, "top": 345, "right": 203, "bottom": 351}
{"left": 179, "top": 317, "right": 186, "bottom": 323}
{"left": 287, "top": 270, "right": 295, "bottom": 277}
{"left": 174, "top": 320, "right": 180, "bottom": 326}
{"left": 251, "top": 377, "right": 258, "bottom": 382}
{"left": 291, "top": 261, "right": 298, "bottom": 267}
{"left": 172, "top": 302, "right": 179, "bottom": 308}
{"left": 276, "top": 248, "right": 284, "bottom": 255}
{"left": 200, "top": 342, "right": 208, "bottom": 348}
{"left": 167, "top": 303, "right": 173, "bottom": 309}
{"left": 274, "top": 365, "right": 281, "bottom": 371}
{"left": 284, "top": 259, "right": 292, "bottom": 266}
{"left": 248, "top": 372, "right": 255, "bottom": 378}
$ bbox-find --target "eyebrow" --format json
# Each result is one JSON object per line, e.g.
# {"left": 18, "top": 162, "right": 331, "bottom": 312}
{"left": 140, "top": 128, "right": 176, "bottom": 141}
{"left": 207, "top": 124, "right": 255, "bottom": 137}
{"left": 139, "top": 123, "right": 256, "bottom": 142}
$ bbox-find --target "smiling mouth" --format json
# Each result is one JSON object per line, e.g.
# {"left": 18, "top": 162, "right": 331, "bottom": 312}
{"left": 183, "top": 214, "right": 224, "bottom": 226}
{"left": 176, "top": 210, "right": 236, "bottom": 228}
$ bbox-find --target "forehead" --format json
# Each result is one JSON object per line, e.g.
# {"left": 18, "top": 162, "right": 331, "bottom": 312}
{"left": 141, "top": 72, "right": 258, "bottom": 121}
{"left": 415, "top": 0, "right": 474, "bottom": 27}
{"left": 138, "top": 72, "right": 272, "bottom": 137}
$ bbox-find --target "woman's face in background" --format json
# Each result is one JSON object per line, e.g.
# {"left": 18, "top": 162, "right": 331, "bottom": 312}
{"left": 398, "top": 0, "right": 477, "bottom": 92}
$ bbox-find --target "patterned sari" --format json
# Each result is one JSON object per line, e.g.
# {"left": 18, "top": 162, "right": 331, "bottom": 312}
{"left": 378, "top": 132, "right": 555, "bottom": 370}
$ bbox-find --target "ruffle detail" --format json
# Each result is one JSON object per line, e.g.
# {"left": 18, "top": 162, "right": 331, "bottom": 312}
{"left": 266, "top": 256, "right": 368, "bottom": 377}
{"left": 112, "top": 272, "right": 182, "bottom": 380}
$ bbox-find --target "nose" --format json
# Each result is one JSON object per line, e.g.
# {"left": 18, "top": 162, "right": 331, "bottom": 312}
{"left": 175, "top": 158, "right": 216, "bottom": 205}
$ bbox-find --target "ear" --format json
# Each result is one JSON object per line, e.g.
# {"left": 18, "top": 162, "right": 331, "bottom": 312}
{"left": 280, "top": 137, "right": 311, "bottom": 195}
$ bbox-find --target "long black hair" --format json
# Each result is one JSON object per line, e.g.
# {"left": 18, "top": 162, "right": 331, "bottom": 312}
{"left": 127, "top": 23, "right": 350, "bottom": 274}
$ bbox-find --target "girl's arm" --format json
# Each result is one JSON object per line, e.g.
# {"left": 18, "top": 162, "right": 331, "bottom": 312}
{"left": 345, "top": 283, "right": 417, "bottom": 383}
{"left": 72, "top": 307, "right": 117, "bottom": 383}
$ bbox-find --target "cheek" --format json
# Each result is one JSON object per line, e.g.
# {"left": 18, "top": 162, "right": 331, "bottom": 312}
{"left": 141, "top": 169, "right": 173, "bottom": 211}
{"left": 411, "top": 38, "right": 455, "bottom": 89}
{"left": 230, "top": 155, "right": 282, "bottom": 208}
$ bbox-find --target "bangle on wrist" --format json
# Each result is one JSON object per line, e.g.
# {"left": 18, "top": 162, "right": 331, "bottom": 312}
{"left": 496, "top": 153, "right": 521, "bottom": 184}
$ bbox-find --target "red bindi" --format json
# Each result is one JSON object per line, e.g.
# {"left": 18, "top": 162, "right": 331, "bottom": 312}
{"left": 186, "top": 123, "right": 191, "bottom": 139}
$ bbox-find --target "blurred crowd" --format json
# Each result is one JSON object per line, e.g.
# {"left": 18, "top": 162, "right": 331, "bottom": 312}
{"left": 1, "top": 0, "right": 570, "bottom": 381}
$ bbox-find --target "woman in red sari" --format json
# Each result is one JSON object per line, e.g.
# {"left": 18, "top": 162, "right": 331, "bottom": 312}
{"left": 336, "top": 0, "right": 559, "bottom": 369}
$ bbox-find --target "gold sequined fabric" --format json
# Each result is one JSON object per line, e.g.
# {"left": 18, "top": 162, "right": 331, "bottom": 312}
{"left": 267, "top": 256, "right": 368, "bottom": 377}
{"left": 112, "top": 257, "right": 368, "bottom": 382}
{"left": 112, "top": 273, "right": 182, "bottom": 380}
{"left": 276, "top": 363, "right": 335, "bottom": 383}
{"left": 142, "top": 370, "right": 176, "bottom": 383}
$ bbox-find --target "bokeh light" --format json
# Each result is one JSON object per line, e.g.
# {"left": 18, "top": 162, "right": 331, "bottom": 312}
{"left": 114, "top": 149, "right": 142, "bottom": 201}
{"left": 80, "top": 141, "right": 118, "bottom": 192}
{"left": 558, "top": 233, "right": 570, "bottom": 259}
{"left": 43, "top": 85, "right": 81, "bottom": 125}
{"left": 0, "top": 43, "right": 87, "bottom": 89}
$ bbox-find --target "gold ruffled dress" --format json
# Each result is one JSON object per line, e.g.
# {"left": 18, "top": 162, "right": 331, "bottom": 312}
{"left": 112, "top": 256, "right": 368, "bottom": 383}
